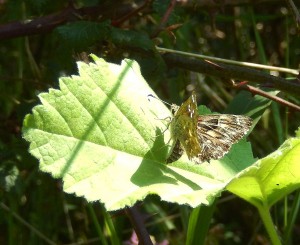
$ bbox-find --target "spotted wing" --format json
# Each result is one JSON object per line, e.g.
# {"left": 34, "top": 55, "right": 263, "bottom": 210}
{"left": 194, "top": 114, "right": 252, "bottom": 163}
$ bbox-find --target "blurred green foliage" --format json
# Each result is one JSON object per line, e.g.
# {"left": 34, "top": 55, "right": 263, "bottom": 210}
{"left": 1, "top": 0, "right": 300, "bottom": 244}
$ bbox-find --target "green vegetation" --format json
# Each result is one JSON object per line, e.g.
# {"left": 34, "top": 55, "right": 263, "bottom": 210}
{"left": 1, "top": 1, "right": 300, "bottom": 244}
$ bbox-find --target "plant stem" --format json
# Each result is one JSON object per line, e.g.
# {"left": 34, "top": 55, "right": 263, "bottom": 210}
{"left": 125, "top": 205, "right": 153, "bottom": 245}
{"left": 87, "top": 203, "right": 109, "bottom": 245}
{"left": 257, "top": 203, "right": 282, "bottom": 245}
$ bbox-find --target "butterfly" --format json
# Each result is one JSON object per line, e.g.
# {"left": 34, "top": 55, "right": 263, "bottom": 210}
{"left": 166, "top": 91, "right": 252, "bottom": 164}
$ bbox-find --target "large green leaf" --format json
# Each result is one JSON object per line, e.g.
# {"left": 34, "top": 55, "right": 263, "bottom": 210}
{"left": 227, "top": 127, "right": 300, "bottom": 208}
{"left": 23, "top": 55, "right": 234, "bottom": 211}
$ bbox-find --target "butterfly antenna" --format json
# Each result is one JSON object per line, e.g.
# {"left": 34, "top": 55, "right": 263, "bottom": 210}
{"left": 147, "top": 94, "right": 173, "bottom": 107}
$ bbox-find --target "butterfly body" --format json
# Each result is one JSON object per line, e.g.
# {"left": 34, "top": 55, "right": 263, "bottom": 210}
{"left": 169, "top": 93, "right": 202, "bottom": 162}
{"left": 167, "top": 92, "right": 252, "bottom": 164}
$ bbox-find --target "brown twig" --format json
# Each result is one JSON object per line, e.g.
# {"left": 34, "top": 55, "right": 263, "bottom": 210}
{"left": 112, "top": 0, "right": 154, "bottom": 27}
{"left": 179, "top": 0, "right": 288, "bottom": 8}
{"left": 285, "top": 0, "right": 300, "bottom": 33}
{"left": 151, "top": 0, "right": 177, "bottom": 38}
{"left": 233, "top": 82, "right": 300, "bottom": 112}
{"left": 162, "top": 53, "right": 300, "bottom": 98}
{"left": 125, "top": 205, "right": 153, "bottom": 245}
{"left": 0, "top": 5, "right": 75, "bottom": 40}
{"left": 0, "top": 4, "right": 135, "bottom": 40}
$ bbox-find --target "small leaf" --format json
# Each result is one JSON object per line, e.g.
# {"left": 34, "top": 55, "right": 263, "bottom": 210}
{"left": 225, "top": 89, "right": 278, "bottom": 123}
{"left": 110, "top": 28, "right": 154, "bottom": 50}
{"left": 56, "top": 21, "right": 110, "bottom": 50}
{"left": 227, "top": 127, "right": 300, "bottom": 208}
{"left": 0, "top": 163, "right": 19, "bottom": 192}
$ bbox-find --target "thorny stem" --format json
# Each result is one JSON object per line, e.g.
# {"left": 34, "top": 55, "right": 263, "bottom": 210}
{"left": 233, "top": 82, "right": 300, "bottom": 112}
{"left": 151, "top": 0, "right": 177, "bottom": 38}
{"left": 162, "top": 53, "right": 300, "bottom": 98}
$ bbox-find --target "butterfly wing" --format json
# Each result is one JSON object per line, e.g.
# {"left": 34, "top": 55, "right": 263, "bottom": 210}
{"left": 166, "top": 91, "right": 252, "bottom": 164}
{"left": 195, "top": 114, "right": 252, "bottom": 163}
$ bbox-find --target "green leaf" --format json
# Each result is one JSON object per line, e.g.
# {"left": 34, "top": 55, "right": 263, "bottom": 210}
{"left": 56, "top": 21, "right": 110, "bottom": 50}
{"left": 227, "top": 127, "right": 300, "bottom": 208}
{"left": 23, "top": 55, "right": 227, "bottom": 211}
{"left": 225, "top": 89, "right": 278, "bottom": 124}
{"left": 186, "top": 200, "right": 217, "bottom": 245}
{"left": 170, "top": 138, "right": 255, "bottom": 183}
{"left": 110, "top": 27, "right": 154, "bottom": 50}
{"left": 0, "top": 162, "right": 19, "bottom": 192}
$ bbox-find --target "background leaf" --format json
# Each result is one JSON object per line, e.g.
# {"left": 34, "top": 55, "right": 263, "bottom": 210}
{"left": 56, "top": 21, "right": 110, "bottom": 50}
{"left": 227, "top": 127, "right": 300, "bottom": 208}
{"left": 110, "top": 28, "right": 154, "bottom": 51}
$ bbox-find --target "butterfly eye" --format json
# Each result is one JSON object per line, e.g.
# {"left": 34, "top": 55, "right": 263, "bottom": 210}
{"left": 170, "top": 104, "right": 179, "bottom": 114}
